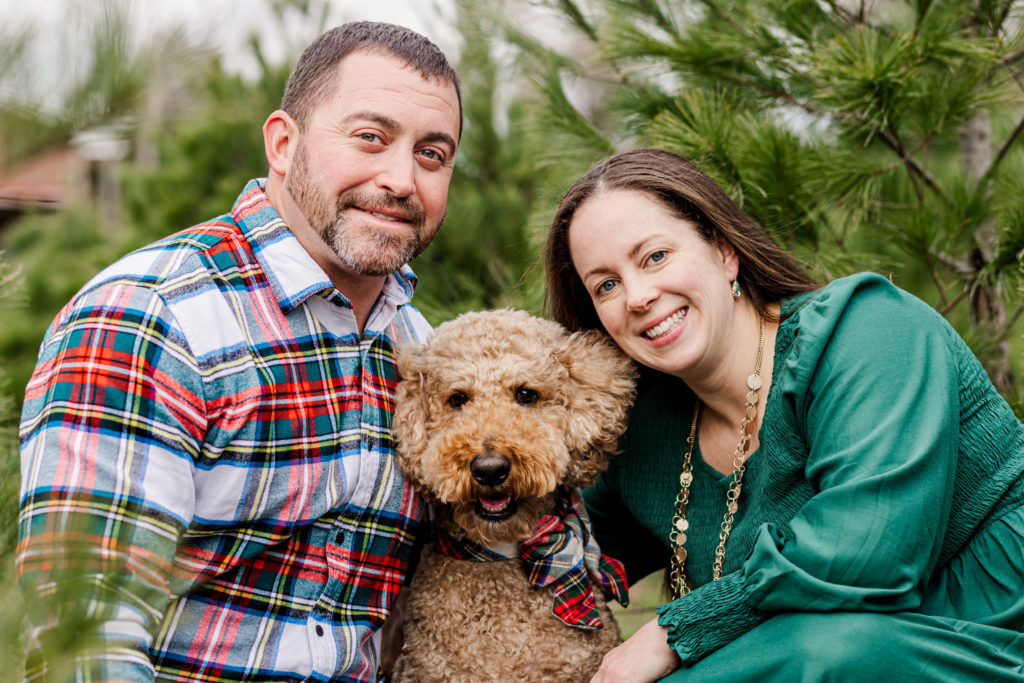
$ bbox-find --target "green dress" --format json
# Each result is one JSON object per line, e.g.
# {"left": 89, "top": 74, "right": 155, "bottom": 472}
{"left": 585, "top": 273, "right": 1024, "bottom": 681}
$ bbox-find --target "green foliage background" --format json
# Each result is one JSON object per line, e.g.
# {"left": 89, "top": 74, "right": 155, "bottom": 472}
{"left": 507, "top": 0, "right": 1024, "bottom": 406}
{"left": 1, "top": 0, "right": 1023, "bottom": 674}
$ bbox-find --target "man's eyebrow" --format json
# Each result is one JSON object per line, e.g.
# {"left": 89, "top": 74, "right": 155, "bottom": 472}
{"left": 344, "top": 111, "right": 457, "bottom": 154}
{"left": 420, "top": 131, "right": 458, "bottom": 155}
{"left": 344, "top": 111, "right": 401, "bottom": 131}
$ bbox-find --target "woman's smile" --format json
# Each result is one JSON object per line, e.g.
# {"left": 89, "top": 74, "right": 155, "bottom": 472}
{"left": 643, "top": 306, "right": 688, "bottom": 341}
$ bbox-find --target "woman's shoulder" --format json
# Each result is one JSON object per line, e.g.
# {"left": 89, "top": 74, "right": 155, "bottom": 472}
{"left": 774, "top": 272, "right": 964, "bottom": 395}
{"left": 782, "top": 272, "right": 948, "bottom": 341}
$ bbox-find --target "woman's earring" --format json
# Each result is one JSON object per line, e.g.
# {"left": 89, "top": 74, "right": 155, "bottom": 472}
{"left": 731, "top": 279, "right": 741, "bottom": 299}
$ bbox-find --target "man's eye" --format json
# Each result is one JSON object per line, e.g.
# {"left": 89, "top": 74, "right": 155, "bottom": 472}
{"left": 417, "top": 148, "right": 446, "bottom": 168}
{"left": 513, "top": 387, "right": 539, "bottom": 406}
{"left": 359, "top": 132, "right": 382, "bottom": 143}
{"left": 447, "top": 392, "right": 469, "bottom": 409}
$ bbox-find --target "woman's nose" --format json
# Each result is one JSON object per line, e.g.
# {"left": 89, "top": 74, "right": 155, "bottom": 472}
{"left": 625, "top": 281, "right": 657, "bottom": 312}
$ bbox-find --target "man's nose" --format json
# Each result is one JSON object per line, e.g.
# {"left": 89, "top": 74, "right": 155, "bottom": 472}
{"left": 375, "top": 149, "right": 416, "bottom": 198}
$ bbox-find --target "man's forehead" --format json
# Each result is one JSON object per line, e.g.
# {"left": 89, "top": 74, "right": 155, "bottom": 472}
{"left": 321, "top": 53, "right": 460, "bottom": 139}
{"left": 333, "top": 50, "right": 455, "bottom": 94}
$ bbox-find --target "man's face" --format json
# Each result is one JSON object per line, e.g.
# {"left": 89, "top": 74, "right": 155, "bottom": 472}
{"left": 285, "top": 51, "right": 460, "bottom": 277}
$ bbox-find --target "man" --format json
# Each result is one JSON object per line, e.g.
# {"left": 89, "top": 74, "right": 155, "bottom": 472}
{"left": 17, "top": 21, "right": 461, "bottom": 682}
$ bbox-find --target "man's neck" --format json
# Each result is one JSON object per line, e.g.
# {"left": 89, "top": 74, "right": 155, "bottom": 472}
{"left": 337, "top": 275, "right": 386, "bottom": 334}
{"left": 265, "top": 175, "right": 385, "bottom": 334}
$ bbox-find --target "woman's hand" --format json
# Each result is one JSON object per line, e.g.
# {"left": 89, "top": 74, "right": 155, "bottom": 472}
{"left": 590, "top": 616, "right": 681, "bottom": 682}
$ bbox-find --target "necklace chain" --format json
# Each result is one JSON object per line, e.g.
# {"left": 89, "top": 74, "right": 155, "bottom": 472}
{"left": 668, "top": 315, "right": 765, "bottom": 598}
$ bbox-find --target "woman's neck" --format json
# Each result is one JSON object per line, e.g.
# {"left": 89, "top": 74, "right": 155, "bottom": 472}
{"left": 684, "top": 303, "right": 779, "bottom": 437}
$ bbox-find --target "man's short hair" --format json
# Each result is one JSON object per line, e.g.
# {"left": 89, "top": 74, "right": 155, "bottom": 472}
{"left": 281, "top": 21, "right": 462, "bottom": 137}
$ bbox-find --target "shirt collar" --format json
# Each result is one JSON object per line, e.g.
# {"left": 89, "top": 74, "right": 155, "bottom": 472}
{"left": 231, "top": 178, "right": 419, "bottom": 314}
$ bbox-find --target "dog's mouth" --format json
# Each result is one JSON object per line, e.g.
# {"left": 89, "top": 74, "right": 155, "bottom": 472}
{"left": 474, "top": 495, "right": 519, "bottom": 522}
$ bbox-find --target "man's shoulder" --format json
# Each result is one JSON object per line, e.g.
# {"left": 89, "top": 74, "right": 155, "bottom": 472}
{"left": 82, "top": 214, "right": 251, "bottom": 295}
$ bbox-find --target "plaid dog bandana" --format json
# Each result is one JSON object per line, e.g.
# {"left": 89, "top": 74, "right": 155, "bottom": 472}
{"left": 434, "top": 488, "right": 629, "bottom": 630}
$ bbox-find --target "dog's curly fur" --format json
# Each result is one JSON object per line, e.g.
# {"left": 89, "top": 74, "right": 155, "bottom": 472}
{"left": 390, "top": 310, "right": 637, "bottom": 682}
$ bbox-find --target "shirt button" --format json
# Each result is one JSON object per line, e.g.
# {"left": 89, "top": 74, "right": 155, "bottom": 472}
{"left": 335, "top": 530, "right": 345, "bottom": 545}
{"left": 315, "top": 624, "right": 324, "bottom": 637}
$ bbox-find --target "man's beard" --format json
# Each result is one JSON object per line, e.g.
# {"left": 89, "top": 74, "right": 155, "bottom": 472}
{"left": 286, "top": 144, "right": 440, "bottom": 277}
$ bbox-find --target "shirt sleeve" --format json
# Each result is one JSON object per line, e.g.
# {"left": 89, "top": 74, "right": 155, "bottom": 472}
{"left": 17, "top": 281, "right": 206, "bottom": 682}
{"left": 658, "top": 275, "right": 961, "bottom": 665}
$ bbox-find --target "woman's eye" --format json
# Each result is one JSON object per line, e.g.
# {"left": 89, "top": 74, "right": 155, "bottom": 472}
{"left": 514, "top": 387, "right": 539, "bottom": 406}
{"left": 648, "top": 250, "right": 666, "bottom": 265}
{"left": 597, "top": 280, "right": 617, "bottom": 295}
{"left": 447, "top": 392, "right": 469, "bottom": 409}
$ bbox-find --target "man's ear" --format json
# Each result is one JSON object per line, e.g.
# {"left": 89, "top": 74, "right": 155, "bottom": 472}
{"left": 263, "top": 109, "right": 298, "bottom": 178}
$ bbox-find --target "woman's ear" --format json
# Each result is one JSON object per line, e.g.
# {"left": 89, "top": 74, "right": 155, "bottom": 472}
{"left": 263, "top": 109, "right": 298, "bottom": 178}
{"left": 717, "top": 238, "right": 740, "bottom": 281}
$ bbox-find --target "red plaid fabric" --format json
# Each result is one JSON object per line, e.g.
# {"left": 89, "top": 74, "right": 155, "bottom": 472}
{"left": 435, "top": 488, "right": 628, "bottom": 630}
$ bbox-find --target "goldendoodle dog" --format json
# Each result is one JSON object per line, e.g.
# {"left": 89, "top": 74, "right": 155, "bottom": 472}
{"left": 390, "top": 309, "right": 637, "bottom": 682}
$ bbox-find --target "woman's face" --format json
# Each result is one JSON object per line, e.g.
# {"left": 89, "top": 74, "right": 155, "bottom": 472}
{"left": 568, "top": 189, "right": 739, "bottom": 379}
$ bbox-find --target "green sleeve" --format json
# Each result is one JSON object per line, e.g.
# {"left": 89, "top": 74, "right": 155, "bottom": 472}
{"left": 658, "top": 275, "right": 961, "bottom": 665}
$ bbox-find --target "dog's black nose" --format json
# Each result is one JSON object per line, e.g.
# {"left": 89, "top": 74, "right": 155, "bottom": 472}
{"left": 470, "top": 453, "right": 511, "bottom": 486}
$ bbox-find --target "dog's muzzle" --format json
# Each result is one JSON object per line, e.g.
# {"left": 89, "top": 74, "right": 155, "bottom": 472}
{"left": 470, "top": 453, "right": 518, "bottom": 521}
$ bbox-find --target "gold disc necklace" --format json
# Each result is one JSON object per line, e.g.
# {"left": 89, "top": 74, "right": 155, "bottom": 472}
{"left": 668, "top": 314, "right": 765, "bottom": 598}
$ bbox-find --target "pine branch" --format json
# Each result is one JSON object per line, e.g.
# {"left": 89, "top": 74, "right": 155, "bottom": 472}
{"left": 1008, "top": 300, "right": 1024, "bottom": 330}
{"left": 825, "top": 0, "right": 891, "bottom": 36}
{"left": 695, "top": 0, "right": 747, "bottom": 37}
{"left": 932, "top": 250, "right": 975, "bottom": 278}
{"left": 695, "top": 64, "right": 948, "bottom": 207}
{"left": 938, "top": 287, "right": 969, "bottom": 317}
{"left": 874, "top": 125, "right": 945, "bottom": 202}
{"left": 1000, "top": 45, "right": 1024, "bottom": 67}
{"left": 980, "top": 111, "right": 1024, "bottom": 187}
{"left": 615, "top": 0, "right": 677, "bottom": 35}
{"left": 556, "top": 0, "right": 599, "bottom": 42}
{"left": 996, "top": 2, "right": 1014, "bottom": 34}
{"left": 929, "top": 266, "right": 950, "bottom": 308}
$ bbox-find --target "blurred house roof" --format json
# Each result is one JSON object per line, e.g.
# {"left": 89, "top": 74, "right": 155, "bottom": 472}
{"left": 0, "top": 126, "right": 129, "bottom": 230}
{"left": 0, "top": 146, "right": 77, "bottom": 212}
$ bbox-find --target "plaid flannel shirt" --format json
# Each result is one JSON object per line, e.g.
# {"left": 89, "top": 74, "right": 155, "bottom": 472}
{"left": 17, "top": 179, "right": 429, "bottom": 682}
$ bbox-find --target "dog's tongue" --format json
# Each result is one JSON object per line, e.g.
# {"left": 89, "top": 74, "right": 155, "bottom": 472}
{"left": 479, "top": 495, "right": 510, "bottom": 511}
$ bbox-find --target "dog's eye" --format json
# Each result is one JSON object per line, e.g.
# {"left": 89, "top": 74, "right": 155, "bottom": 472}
{"left": 513, "top": 387, "right": 539, "bottom": 406}
{"left": 447, "top": 392, "right": 470, "bottom": 409}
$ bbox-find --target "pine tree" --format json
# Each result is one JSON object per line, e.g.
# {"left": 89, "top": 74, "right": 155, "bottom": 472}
{"left": 407, "top": 0, "right": 555, "bottom": 321}
{"left": 507, "top": 0, "right": 1024, "bottom": 409}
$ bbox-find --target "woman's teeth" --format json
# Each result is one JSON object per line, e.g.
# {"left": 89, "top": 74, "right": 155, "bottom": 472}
{"left": 644, "top": 308, "right": 686, "bottom": 339}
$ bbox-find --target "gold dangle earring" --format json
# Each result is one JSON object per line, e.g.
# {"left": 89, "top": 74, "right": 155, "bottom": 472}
{"left": 731, "top": 278, "right": 741, "bottom": 299}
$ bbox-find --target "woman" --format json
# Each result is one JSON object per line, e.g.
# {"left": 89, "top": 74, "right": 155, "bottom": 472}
{"left": 545, "top": 148, "right": 1024, "bottom": 682}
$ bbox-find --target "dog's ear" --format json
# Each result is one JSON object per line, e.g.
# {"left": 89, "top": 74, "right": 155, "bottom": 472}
{"left": 556, "top": 330, "right": 637, "bottom": 488}
{"left": 392, "top": 343, "right": 432, "bottom": 491}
